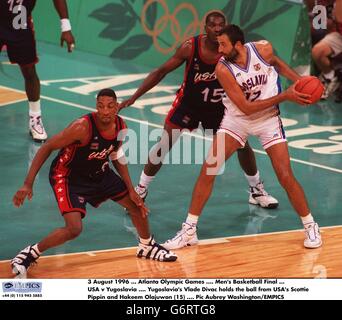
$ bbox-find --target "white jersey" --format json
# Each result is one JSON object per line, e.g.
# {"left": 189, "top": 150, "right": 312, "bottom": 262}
{"left": 219, "top": 42, "right": 280, "bottom": 121}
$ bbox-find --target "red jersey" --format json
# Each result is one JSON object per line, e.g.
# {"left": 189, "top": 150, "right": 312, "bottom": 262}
{"left": 50, "top": 113, "right": 126, "bottom": 182}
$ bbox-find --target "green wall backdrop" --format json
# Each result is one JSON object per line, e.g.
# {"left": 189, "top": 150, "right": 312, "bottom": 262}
{"left": 33, "top": 0, "right": 311, "bottom": 70}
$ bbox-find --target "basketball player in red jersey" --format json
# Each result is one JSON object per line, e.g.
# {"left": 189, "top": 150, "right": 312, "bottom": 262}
{"left": 11, "top": 88, "right": 177, "bottom": 279}
{"left": 0, "top": 0, "right": 75, "bottom": 142}
{"left": 120, "top": 11, "right": 279, "bottom": 212}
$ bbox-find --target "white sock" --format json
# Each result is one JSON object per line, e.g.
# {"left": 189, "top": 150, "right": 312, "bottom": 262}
{"left": 323, "top": 70, "right": 334, "bottom": 80}
{"left": 186, "top": 213, "right": 198, "bottom": 227}
{"left": 301, "top": 213, "right": 315, "bottom": 227}
{"left": 139, "top": 236, "right": 152, "bottom": 245}
{"left": 32, "top": 243, "right": 41, "bottom": 256}
{"left": 29, "top": 100, "right": 41, "bottom": 114}
{"left": 139, "top": 171, "right": 155, "bottom": 189}
{"left": 245, "top": 171, "right": 260, "bottom": 187}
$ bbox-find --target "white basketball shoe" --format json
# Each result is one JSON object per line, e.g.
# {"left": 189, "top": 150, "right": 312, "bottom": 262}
{"left": 29, "top": 115, "right": 47, "bottom": 142}
{"left": 163, "top": 223, "right": 199, "bottom": 250}
{"left": 135, "top": 184, "right": 148, "bottom": 201}
{"left": 249, "top": 181, "right": 279, "bottom": 209}
{"left": 304, "top": 222, "right": 322, "bottom": 249}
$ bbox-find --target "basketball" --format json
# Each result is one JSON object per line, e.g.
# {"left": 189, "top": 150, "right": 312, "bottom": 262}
{"left": 295, "top": 76, "right": 324, "bottom": 104}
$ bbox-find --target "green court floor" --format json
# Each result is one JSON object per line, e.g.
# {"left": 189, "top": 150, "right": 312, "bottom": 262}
{"left": 0, "top": 42, "right": 341, "bottom": 260}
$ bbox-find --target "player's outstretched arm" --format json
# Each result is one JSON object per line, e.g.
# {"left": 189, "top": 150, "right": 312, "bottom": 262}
{"left": 13, "top": 119, "right": 88, "bottom": 208}
{"left": 119, "top": 40, "right": 192, "bottom": 110}
{"left": 53, "top": 0, "right": 75, "bottom": 52}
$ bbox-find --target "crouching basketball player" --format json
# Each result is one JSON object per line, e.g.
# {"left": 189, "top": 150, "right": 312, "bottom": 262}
{"left": 11, "top": 88, "right": 176, "bottom": 278}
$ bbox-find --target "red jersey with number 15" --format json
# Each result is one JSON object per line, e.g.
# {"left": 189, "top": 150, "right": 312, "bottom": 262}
{"left": 173, "top": 35, "right": 225, "bottom": 112}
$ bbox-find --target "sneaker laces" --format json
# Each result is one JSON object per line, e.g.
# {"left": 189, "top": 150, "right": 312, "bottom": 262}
{"left": 169, "top": 223, "right": 195, "bottom": 242}
{"left": 135, "top": 184, "right": 146, "bottom": 193}
{"left": 137, "top": 237, "right": 175, "bottom": 261}
{"left": 12, "top": 246, "right": 40, "bottom": 269}
{"left": 30, "top": 116, "right": 45, "bottom": 133}
{"left": 12, "top": 255, "right": 38, "bottom": 270}
{"left": 250, "top": 181, "right": 268, "bottom": 196}
{"left": 305, "top": 223, "right": 320, "bottom": 241}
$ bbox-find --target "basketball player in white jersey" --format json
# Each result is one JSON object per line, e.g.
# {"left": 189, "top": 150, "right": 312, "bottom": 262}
{"left": 121, "top": 11, "right": 278, "bottom": 210}
{"left": 163, "top": 24, "right": 322, "bottom": 250}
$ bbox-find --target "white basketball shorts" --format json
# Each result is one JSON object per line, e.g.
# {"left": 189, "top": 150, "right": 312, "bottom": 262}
{"left": 217, "top": 114, "right": 287, "bottom": 150}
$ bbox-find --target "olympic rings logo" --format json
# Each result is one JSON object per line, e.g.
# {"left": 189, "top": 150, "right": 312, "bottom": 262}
{"left": 141, "top": 0, "right": 206, "bottom": 54}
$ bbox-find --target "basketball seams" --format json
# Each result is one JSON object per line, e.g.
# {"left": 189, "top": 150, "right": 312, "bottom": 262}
{"left": 295, "top": 76, "right": 324, "bottom": 103}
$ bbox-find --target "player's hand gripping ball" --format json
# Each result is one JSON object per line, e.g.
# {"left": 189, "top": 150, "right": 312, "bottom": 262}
{"left": 295, "top": 76, "right": 324, "bottom": 104}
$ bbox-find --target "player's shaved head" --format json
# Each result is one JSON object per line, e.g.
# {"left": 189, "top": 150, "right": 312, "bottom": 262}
{"left": 205, "top": 10, "right": 226, "bottom": 25}
{"left": 97, "top": 88, "right": 117, "bottom": 100}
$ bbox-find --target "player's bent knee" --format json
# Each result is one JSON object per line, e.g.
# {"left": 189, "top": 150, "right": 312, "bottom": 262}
{"left": 66, "top": 226, "right": 82, "bottom": 240}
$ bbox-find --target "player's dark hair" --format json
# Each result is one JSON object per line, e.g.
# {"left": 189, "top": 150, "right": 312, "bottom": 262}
{"left": 97, "top": 88, "right": 117, "bottom": 100}
{"left": 219, "top": 24, "right": 245, "bottom": 45}
{"left": 205, "top": 10, "right": 226, "bottom": 24}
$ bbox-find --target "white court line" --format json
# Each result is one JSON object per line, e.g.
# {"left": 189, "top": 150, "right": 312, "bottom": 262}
{"left": 41, "top": 94, "right": 342, "bottom": 174}
{"left": 0, "top": 84, "right": 341, "bottom": 174}
{"left": 40, "top": 75, "right": 125, "bottom": 85}
{"left": 0, "top": 98, "right": 27, "bottom": 107}
{"left": 1, "top": 225, "right": 340, "bottom": 263}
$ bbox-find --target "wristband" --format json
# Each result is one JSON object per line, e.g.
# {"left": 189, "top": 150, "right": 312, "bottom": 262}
{"left": 60, "top": 18, "right": 71, "bottom": 32}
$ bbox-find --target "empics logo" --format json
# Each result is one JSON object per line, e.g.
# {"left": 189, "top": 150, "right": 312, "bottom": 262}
{"left": 2, "top": 281, "right": 42, "bottom": 293}
{"left": 3, "top": 282, "right": 13, "bottom": 289}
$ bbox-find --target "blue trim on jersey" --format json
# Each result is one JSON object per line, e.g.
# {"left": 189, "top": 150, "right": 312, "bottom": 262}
{"left": 274, "top": 74, "right": 282, "bottom": 115}
{"left": 219, "top": 58, "right": 236, "bottom": 78}
{"left": 276, "top": 74, "right": 282, "bottom": 94}
{"left": 250, "top": 42, "right": 271, "bottom": 67}
{"left": 232, "top": 45, "right": 251, "bottom": 73}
